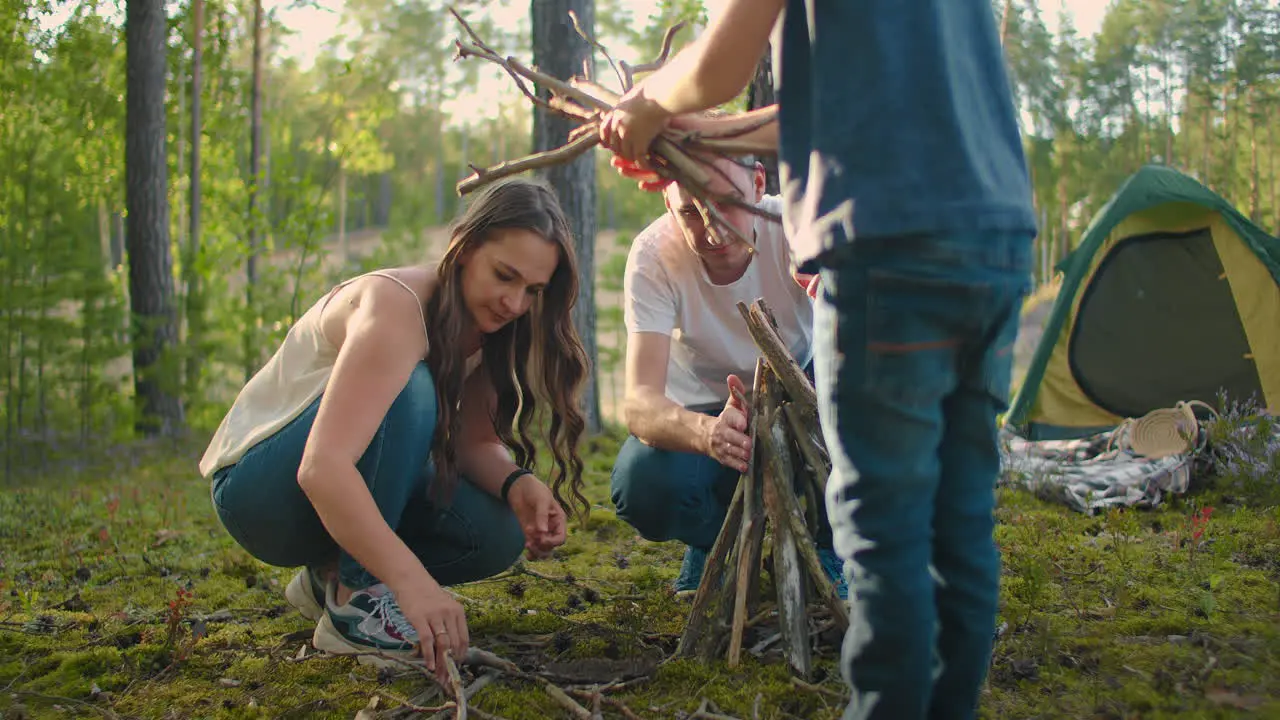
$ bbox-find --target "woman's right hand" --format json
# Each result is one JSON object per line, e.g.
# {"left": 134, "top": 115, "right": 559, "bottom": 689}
{"left": 396, "top": 579, "right": 470, "bottom": 681}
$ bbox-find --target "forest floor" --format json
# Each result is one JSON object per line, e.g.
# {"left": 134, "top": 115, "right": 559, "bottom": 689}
{"left": 2, "top": 415, "right": 1279, "bottom": 719}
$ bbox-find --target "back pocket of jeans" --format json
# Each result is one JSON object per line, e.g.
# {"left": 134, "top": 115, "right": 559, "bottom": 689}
{"left": 863, "top": 268, "right": 970, "bottom": 407}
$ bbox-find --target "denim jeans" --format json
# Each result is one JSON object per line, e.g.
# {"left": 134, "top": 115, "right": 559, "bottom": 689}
{"left": 814, "top": 233, "right": 1032, "bottom": 720}
{"left": 211, "top": 363, "right": 525, "bottom": 590}
{"left": 611, "top": 405, "right": 834, "bottom": 552}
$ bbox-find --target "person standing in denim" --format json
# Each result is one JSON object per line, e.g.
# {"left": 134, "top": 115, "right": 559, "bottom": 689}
{"left": 597, "top": 1, "right": 1036, "bottom": 717}
{"left": 199, "top": 177, "right": 591, "bottom": 683}
{"left": 609, "top": 152, "right": 844, "bottom": 599}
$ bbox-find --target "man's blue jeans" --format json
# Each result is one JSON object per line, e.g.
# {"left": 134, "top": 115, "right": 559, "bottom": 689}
{"left": 211, "top": 363, "right": 525, "bottom": 590}
{"left": 611, "top": 405, "right": 834, "bottom": 552}
{"left": 814, "top": 233, "right": 1032, "bottom": 720}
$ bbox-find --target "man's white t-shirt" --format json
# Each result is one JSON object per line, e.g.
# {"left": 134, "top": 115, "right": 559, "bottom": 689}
{"left": 624, "top": 194, "right": 814, "bottom": 409}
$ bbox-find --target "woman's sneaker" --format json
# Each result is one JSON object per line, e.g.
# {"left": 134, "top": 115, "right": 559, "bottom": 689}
{"left": 284, "top": 567, "right": 327, "bottom": 621}
{"left": 312, "top": 583, "right": 422, "bottom": 668}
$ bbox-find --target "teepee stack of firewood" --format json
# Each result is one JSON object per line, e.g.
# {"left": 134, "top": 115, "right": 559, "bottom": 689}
{"left": 674, "top": 299, "right": 849, "bottom": 680}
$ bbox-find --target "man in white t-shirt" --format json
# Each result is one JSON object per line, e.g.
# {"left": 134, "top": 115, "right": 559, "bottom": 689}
{"left": 610, "top": 154, "right": 845, "bottom": 598}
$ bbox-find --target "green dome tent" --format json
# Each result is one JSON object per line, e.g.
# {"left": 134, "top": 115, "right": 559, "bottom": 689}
{"left": 1006, "top": 165, "right": 1280, "bottom": 440}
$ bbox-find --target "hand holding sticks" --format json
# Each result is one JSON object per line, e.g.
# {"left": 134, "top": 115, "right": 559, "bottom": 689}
{"left": 447, "top": 6, "right": 780, "bottom": 251}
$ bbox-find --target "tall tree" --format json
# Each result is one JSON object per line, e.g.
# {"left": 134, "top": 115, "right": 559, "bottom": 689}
{"left": 125, "top": 0, "right": 184, "bottom": 435}
{"left": 244, "top": 0, "right": 265, "bottom": 381}
{"left": 185, "top": 0, "right": 205, "bottom": 399}
{"left": 747, "top": 49, "right": 779, "bottom": 195}
{"left": 532, "top": 0, "right": 602, "bottom": 434}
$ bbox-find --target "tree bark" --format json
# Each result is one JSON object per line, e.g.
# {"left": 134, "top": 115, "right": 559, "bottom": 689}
{"left": 125, "top": 0, "right": 185, "bottom": 436}
{"left": 532, "top": 0, "right": 601, "bottom": 434}
{"left": 245, "top": 0, "right": 264, "bottom": 382}
{"left": 185, "top": 0, "right": 204, "bottom": 401}
{"left": 747, "top": 49, "right": 779, "bottom": 195}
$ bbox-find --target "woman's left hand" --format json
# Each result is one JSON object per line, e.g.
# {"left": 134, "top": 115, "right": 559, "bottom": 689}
{"left": 506, "top": 475, "right": 567, "bottom": 560}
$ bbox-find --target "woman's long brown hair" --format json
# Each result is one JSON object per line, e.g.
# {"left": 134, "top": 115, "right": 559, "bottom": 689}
{"left": 422, "top": 177, "right": 590, "bottom": 522}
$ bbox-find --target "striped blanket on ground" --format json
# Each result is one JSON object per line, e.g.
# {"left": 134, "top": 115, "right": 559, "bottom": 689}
{"left": 998, "top": 429, "right": 1195, "bottom": 515}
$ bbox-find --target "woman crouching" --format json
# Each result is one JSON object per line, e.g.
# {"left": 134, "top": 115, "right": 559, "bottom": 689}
{"left": 199, "top": 177, "right": 588, "bottom": 680}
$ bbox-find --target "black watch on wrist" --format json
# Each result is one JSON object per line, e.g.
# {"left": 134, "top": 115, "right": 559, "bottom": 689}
{"left": 501, "top": 468, "right": 534, "bottom": 504}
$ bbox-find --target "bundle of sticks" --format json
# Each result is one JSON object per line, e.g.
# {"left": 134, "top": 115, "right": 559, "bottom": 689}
{"left": 673, "top": 299, "right": 848, "bottom": 679}
{"left": 448, "top": 6, "right": 779, "bottom": 250}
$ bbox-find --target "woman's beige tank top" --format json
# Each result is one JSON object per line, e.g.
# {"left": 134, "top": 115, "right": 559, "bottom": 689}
{"left": 198, "top": 270, "right": 477, "bottom": 480}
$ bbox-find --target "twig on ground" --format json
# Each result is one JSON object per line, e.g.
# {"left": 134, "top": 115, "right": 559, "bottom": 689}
{"left": 376, "top": 690, "right": 453, "bottom": 716}
{"left": 421, "top": 671, "right": 501, "bottom": 720}
{"left": 691, "top": 697, "right": 742, "bottom": 720}
{"left": 444, "top": 653, "right": 467, "bottom": 720}
{"left": 790, "top": 677, "right": 846, "bottom": 700}
{"left": 568, "top": 690, "right": 647, "bottom": 720}
{"left": 14, "top": 691, "right": 124, "bottom": 719}
{"left": 542, "top": 679, "right": 594, "bottom": 719}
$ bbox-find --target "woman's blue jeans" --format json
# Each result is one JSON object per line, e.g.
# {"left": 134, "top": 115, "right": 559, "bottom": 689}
{"left": 211, "top": 363, "right": 525, "bottom": 590}
{"left": 815, "top": 233, "right": 1032, "bottom": 720}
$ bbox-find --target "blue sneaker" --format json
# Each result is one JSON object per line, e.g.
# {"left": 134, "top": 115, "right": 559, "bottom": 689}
{"left": 818, "top": 548, "right": 849, "bottom": 600}
{"left": 674, "top": 546, "right": 708, "bottom": 599}
{"left": 312, "top": 582, "right": 422, "bottom": 668}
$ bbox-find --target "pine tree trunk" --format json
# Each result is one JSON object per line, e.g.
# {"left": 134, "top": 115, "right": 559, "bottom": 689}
{"left": 185, "top": 0, "right": 204, "bottom": 401}
{"left": 747, "top": 48, "right": 779, "bottom": 195}
{"left": 244, "top": 0, "right": 264, "bottom": 382}
{"left": 1163, "top": 51, "right": 1174, "bottom": 166}
{"left": 532, "top": 0, "right": 601, "bottom": 434}
{"left": 1201, "top": 88, "right": 1211, "bottom": 185}
{"left": 125, "top": 0, "right": 185, "bottom": 436}
{"left": 1248, "top": 88, "right": 1259, "bottom": 223}
{"left": 1270, "top": 113, "right": 1277, "bottom": 234}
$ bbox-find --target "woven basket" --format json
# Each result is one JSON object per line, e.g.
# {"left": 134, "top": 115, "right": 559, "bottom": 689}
{"left": 1110, "top": 400, "right": 1218, "bottom": 458}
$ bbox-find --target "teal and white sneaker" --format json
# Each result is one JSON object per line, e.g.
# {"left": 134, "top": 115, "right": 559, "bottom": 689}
{"left": 674, "top": 545, "right": 708, "bottom": 600}
{"left": 818, "top": 548, "right": 849, "bottom": 601}
{"left": 284, "top": 567, "right": 327, "bottom": 621}
{"left": 312, "top": 583, "right": 422, "bottom": 668}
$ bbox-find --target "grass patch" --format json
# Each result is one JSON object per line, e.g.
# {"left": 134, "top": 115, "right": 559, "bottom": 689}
{"left": 2, "top": 422, "right": 1278, "bottom": 718}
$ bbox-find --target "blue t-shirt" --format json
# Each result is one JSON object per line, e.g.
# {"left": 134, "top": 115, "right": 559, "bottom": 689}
{"left": 776, "top": 0, "right": 1038, "bottom": 267}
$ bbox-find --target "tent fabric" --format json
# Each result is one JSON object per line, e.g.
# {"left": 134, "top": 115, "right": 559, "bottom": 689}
{"left": 1007, "top": 165, "right": 1280, "bottom": 440}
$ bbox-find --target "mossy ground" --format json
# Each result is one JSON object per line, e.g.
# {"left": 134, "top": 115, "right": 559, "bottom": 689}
{"left": 1, "top": 428, "right": 1278, "bottom": 719}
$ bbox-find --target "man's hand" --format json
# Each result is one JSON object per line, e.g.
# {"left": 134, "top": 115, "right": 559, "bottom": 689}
{"left": 599, "top": 87, "right": 673, "bottom": 165}
{"left": 505, "top": 475, "right": 567, "bottom": 560}
{"left": 703, "top": 374, "right": 752, "bottom": 473}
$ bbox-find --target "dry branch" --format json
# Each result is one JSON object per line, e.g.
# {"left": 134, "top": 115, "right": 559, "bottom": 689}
{"left": 728, "top": 360, "right": 768, "bottom": 666}
{"left": 542, "top": 680, "right": 594, "bottom": 720}
{"left": 448, "top": 7, "right": 778, "bottom": 251}
{"left": 456, "top": 133, "right": 599, "bottom": 195}
{"left": 676, "top": 474, "right": 746, "bottom": 657}
{"left": 758, "top": 408, "right": 850, "bottom": 632}
{"left": 759, "top": 393, "right": 812, "bottom": 679}
{"left": 619, "top": 21, "right": 686, "bottom": 88}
